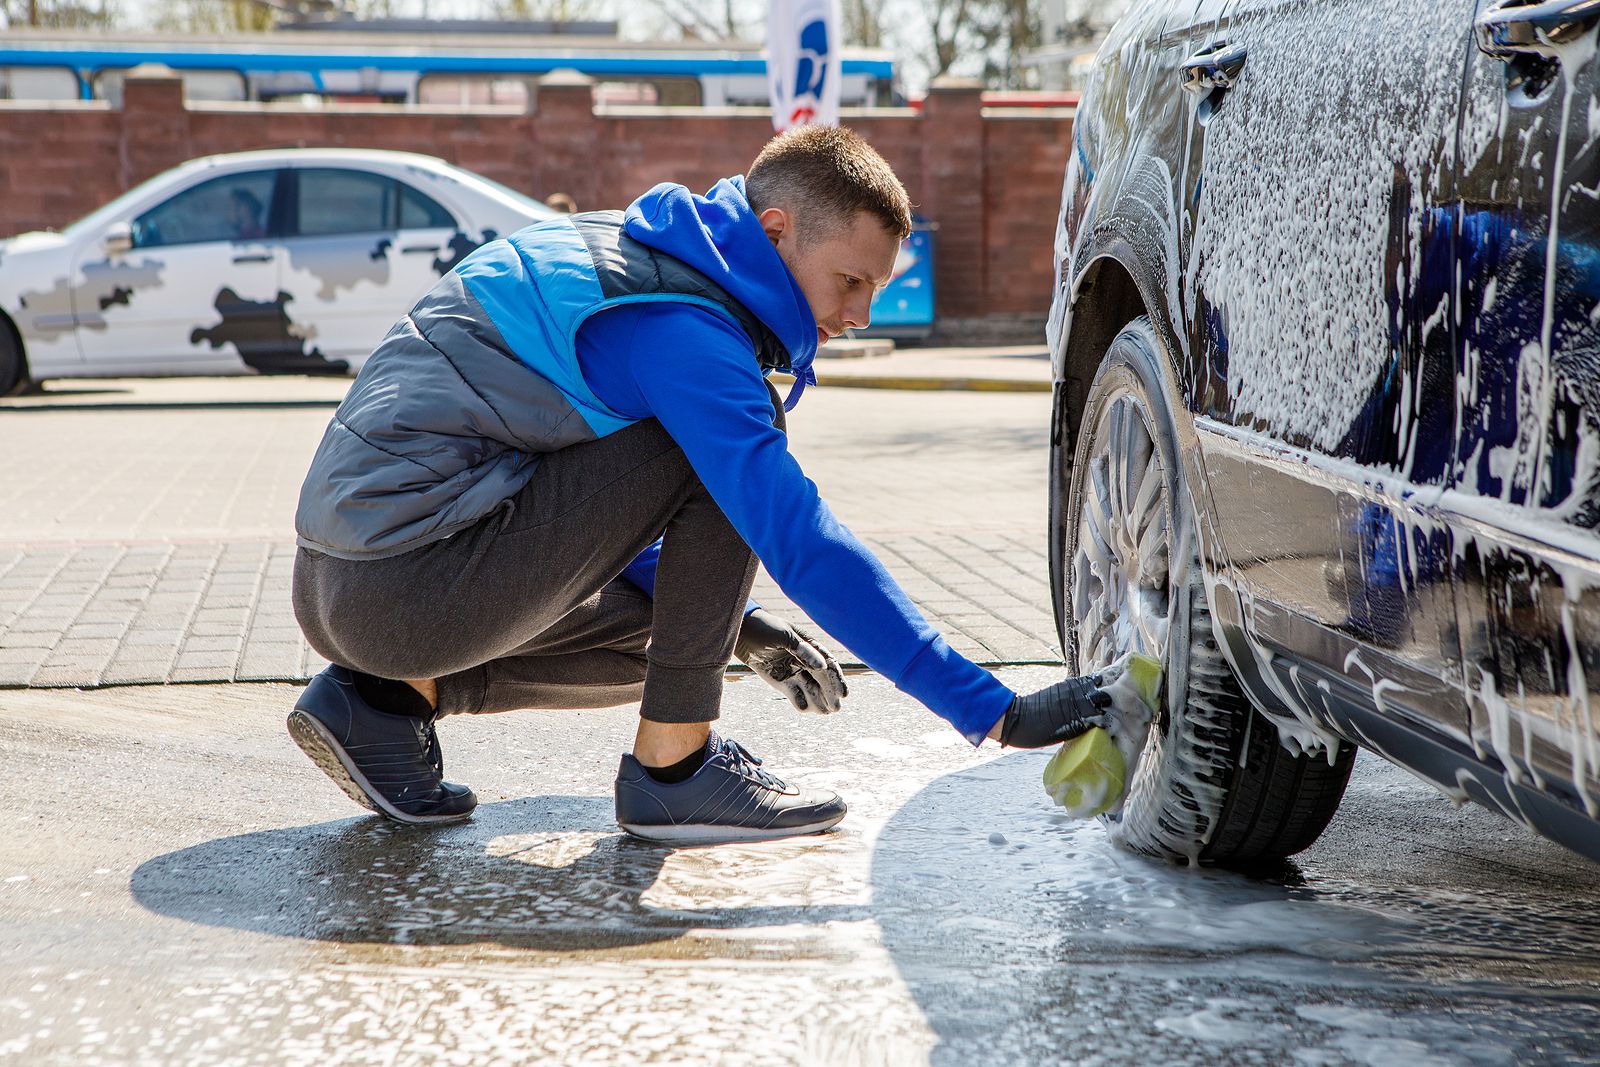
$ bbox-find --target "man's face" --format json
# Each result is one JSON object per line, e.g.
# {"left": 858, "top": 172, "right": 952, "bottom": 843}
{"left": 762, "top": 208, "right": 900, "bottom": 347}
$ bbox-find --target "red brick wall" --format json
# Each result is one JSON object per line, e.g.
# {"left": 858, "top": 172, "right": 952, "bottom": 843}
{"left": 0, "top": 70, "right": 1072, "bottom": 334}
{"left": 982, "top": 113, "right": 1073, "bottom": 316}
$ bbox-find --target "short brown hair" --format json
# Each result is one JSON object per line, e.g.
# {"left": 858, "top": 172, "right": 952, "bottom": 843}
{"left": 746, "top": 125, "right": 912, "bottom": 241}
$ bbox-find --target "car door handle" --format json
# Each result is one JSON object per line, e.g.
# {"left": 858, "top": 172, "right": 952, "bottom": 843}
{"left": 1476, "top": 0, "right": 1600, "bottom": 58}
{"left": 231, "top": 253, "right": 273, "bottom": 264}
{"left": 402, "top": 244, "right": 440, "bottom": 254}
{"left": 1181, "top": 41, "right": 1248, "bottom": 93}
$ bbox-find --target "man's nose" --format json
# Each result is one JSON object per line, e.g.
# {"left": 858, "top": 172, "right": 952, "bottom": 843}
{"left": 844, "top": 295, "right": 872, "bottom": 330}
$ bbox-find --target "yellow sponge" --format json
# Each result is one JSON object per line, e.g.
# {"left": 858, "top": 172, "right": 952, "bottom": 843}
{"left": 1041, "top": 653, "right": 1162, "bottom": 819}
{"left": 1042, "top": 725, "right": 1124, "bottom": 818}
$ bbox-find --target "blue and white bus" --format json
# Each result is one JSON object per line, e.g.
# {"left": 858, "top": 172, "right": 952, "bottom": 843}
{"left": 0, "top": 29, "right": 897, "bottom": 109}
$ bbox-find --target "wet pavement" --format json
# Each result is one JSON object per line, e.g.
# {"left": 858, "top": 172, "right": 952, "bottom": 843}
{"left": 4, "top": 666, "right": 1599, "bottom": 1065}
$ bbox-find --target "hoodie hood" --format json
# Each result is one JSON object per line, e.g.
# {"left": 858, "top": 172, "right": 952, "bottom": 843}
{"left": 623, "top": 174, "right": 819, "bottom": 410}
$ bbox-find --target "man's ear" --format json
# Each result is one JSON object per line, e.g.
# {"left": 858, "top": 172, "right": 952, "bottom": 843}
{"left": 758, "top": 206, "right": 792, "bottom": 248}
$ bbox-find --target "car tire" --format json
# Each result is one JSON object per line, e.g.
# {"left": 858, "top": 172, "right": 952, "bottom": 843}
{"left": 1056, "top": 316, "right": 1354, "bottom": 865}
{"left": 0, "top": 316, "right": 29, "bottom": 397}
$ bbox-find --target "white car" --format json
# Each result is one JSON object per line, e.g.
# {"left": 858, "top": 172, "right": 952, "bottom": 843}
{"left": 0, "top": 148, "right": 558, "bottom": 393}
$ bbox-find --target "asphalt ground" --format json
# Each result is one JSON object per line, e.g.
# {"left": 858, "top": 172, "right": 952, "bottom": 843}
{"left": 3, "top": 672, "right": 1598, "bottom": 1066}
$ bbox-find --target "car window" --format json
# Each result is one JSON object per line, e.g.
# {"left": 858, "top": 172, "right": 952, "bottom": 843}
{"left": 131, "top": 170, "right": 278, "bottom": 248}
{"left": 291, "top": 170, "right": 458, "bottom": 235}
{"left": 398, "top": 183, "right": 455, "bottom": 229}
{"left": 297, "top": 168, "right": 396, "bottom": 236}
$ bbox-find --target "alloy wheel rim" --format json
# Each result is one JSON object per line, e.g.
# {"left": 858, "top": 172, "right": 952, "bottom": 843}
{"left": 1071, "top": 393, "right": 1173, "bottom": 673}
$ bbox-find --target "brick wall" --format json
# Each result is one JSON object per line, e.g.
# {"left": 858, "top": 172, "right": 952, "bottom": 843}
{"left": 0, "top": 68, "right": 1072, "bottom": 338}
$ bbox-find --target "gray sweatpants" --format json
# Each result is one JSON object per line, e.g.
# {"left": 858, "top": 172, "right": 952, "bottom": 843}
{"left": 293, "top": 384, "right": 784, "bottom": 724}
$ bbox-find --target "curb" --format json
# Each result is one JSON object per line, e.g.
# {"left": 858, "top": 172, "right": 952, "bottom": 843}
{"left": 774, "top": 372, "right": 1051, "bottom": 394}
{"left": 0, "top": 659, "right": 1069, "bottom": 690}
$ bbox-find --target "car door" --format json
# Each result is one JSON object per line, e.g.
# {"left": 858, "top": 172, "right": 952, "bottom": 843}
{"left": 1173, "top": 0, "right": 1245, "bottom": 402}
{"left": 279, "top": 167, "right": 461, "bottom": 369}
{"left": 1450, "top": 0, "right": 1600, "bottom": 806}
{"left": 74, "top": 168, "right": 284, "bottom": 373}
{"left": 1187, "top": 0, "right": 1482, "bottom": 743}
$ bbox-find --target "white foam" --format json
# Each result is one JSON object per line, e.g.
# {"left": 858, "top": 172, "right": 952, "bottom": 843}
{"left": 1156, "top": 999, "right": 1291, "bottom": 1044}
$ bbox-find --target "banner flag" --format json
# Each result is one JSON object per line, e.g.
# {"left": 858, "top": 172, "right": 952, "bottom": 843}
{"left": 766, "top": 0, "right": 841, "bottom": 132}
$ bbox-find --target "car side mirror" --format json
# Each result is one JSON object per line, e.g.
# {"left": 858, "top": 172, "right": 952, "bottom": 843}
{"left": 103, "top": 223, "right": 133, "bottom": 256}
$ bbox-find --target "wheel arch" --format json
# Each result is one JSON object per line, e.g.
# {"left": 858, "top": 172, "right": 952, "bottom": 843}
{"left": 1055, "top": 253, "right": 1150, "bottom": 459}
{"left": 1048, "top": 243, "right": 1206, "bottom": 655}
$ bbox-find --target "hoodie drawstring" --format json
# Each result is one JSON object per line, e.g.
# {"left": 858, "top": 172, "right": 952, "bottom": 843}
{"left": 783, "top": 365, "right": 817, "bottom": 411}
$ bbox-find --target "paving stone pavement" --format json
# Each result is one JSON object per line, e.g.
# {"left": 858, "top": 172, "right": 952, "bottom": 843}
{"left": 0, "top": 379, "right": 1061, "bottom": 688}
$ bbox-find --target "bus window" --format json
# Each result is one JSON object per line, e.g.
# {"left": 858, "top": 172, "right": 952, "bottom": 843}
{"left": 591, "top": 78, "right": 701, "bottom": 107}
{"left": 252, "top": 70, "right": 320, "bottom": 101}
{"left": 647, "top": 77, "right": 700, "bottom": 107}
{"left": 417, "top": 75, "right": 533, "bottom": 107}
{"left": 0, "top": 66, "right": 80, "bottom": 102}
{"left": 707, "top": 73, "right": 770, "bottom": 107}
{"left": 94, "top": 68, "right": 247, "bottom": 106}
{"left": 592, "top": 82, "right": 659, "bottom": 106}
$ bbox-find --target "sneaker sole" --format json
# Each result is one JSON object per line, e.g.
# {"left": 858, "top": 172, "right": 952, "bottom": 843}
{"left": 617, "top": 812, "right": 845, "bottom": 845}
{"left": 287, "top": 709, "right": 473, "bottom": 826}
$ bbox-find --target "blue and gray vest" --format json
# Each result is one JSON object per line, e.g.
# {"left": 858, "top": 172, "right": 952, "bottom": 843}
{"left": 295, "top": 211, "right": 793, "bottom": 560}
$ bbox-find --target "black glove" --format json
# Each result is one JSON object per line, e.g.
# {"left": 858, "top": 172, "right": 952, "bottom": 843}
{"left": 734, "top": 609, "right": 848, "bottom": 714}
{"left": 996, "top": 674, "right": 1111, "bottom": 748}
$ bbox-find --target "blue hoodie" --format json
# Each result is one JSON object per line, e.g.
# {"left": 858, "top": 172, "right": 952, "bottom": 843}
{"left": 576, "top": 177, "right": 1015, "bottom": 744}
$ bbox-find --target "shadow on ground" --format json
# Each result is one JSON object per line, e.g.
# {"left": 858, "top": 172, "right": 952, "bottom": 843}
{"left": 131, "top": 756, "right": 1600, "bottom": 1063}
{"left": 131, "top": 795, "right": 862, "bottom": 952}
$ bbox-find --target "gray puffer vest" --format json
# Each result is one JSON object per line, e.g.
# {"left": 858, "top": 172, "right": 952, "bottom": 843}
{"left": 294, "top": 210, "right": 789, "bottom": 560}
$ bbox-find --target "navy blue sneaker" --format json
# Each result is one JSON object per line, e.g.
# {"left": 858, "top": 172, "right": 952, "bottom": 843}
{"left": 287, "top": 666, "right": 476, "bottom": 825}
{"left": 614, "top": 732, "right": 847, "bottom": 844}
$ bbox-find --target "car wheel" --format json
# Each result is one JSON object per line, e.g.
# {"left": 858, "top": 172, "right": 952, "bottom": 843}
{"left": 1058, "top": 316, "right": 1354, "bottom": 865}
{"left": 0, "top": 317, "right": 28, "bottom": 397}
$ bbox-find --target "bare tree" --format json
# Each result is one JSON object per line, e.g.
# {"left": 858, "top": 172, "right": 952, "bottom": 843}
{"left": 636, "top": 0, "right": 747, "bottom": 41}
{"left": 981, "top": 0, "right": 1041, "bottom": 88}
{"left": 1046, "top": 0, "right": 1131, "bottom": 48}
{"left": 488, "top": 0, "right": 610, "bottom": 20}
{"left": 922, "top": 0, "right": 1039, "bottom": 86}
{"left": 842, "top": 0, "right": 883, "bottom": 49}
{"left": 924, "top": 0, "right": 970, "bottom": 79}
{"left": 153, "top": 0, "right": 275, "bottom": 32}
{"left": 0, "top": 0, "right": 117, "bottom": 29}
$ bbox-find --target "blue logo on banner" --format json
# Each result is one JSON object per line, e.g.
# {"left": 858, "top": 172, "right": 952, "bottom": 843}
{"left": 795, "top": 19, "right": 829, "bottom": 97}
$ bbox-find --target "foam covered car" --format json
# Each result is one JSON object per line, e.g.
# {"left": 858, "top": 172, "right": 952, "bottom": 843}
{"left": 1051, "top": 0, "right": 1600, "bottom": 865}
{"left": 0, "top": 148, "right": 557, "bottom": 393}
